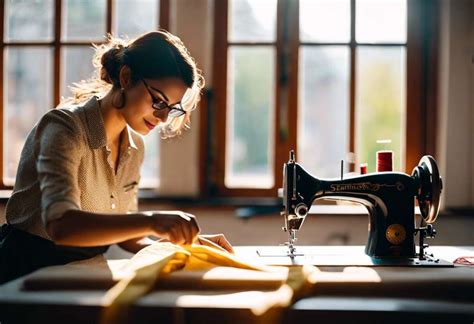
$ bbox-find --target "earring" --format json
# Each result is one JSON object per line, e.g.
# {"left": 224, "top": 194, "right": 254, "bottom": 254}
{"left": 113, "top": 87, "right": 126, "bottom": 109}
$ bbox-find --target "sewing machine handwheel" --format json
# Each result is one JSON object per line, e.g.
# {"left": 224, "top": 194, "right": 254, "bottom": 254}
{"left": 412, "top": 155, "right": 442, "bottom": 224}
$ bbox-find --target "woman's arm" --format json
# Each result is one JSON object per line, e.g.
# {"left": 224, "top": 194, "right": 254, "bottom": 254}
{"left": 47, "top": 210, "right": 153, "bottom": 246}
{"left": 47, "top": 209, "right": 199, "bottom": 247}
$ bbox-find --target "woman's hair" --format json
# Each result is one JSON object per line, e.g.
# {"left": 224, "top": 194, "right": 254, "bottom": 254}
{"left": 59, "top": 30, "right": 204, "bottom": 138}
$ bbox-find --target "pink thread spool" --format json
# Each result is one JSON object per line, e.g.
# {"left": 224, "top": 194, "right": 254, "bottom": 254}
{"left": 376, "top": 150, "right": 393, "bottom": 172}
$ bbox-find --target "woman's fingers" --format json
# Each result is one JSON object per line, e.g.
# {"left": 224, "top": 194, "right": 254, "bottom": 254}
{"left": 198, "top": 237, "right": 227, "bottom": 252}
{"left": 215, "top": 235, "right": 234, "bottom": 253}
{"left": 185, "top": 213, "right": 201, "bottom": 239}
{"left": 182, "top": 222, "right": 194, "bottom": 245}
{"left": 168, "top": 226, "right": 185, "bottom": 245}
{"left": 150, "top": 211, "right": 200, "bottom": 246}
{"left": 179, "top": 213, "right": 198, "bottom": 245}
{"left": 198, "top": 234, "right": 234, "bottom": 253}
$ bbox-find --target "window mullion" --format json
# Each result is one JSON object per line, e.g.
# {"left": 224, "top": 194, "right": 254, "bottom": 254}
{"left": 106, "top": 0, "right": 113, "bottom": 34}
{"left": 349, "top": 0, "right": 356, "bottom": 172}
{"left": 288, "top": 0, "right": 299, "bottom": 164}
{"left": 159, "top": 0, "right": 170, "bottom": 30}
{"left": 274, "top": 0, "right": 299, "bottom": 190}
{"left": 0, "top": 0, "right": 5, "bottom": 187}
{"left": 212, "top": 0, "right": 228, "bottom": 195}
{"left": 275, "top": 0, "right": 287, "bottom": 191}
{"left": 406, "top": 0, "right": 423, "bottom": 173}
{"left": 53, "top": 0, "right": 62, "bottom": 107}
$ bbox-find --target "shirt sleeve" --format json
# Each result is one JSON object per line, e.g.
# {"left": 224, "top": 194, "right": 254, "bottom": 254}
{"left": 34, "top": 109, "right": 84, "bottom": 226}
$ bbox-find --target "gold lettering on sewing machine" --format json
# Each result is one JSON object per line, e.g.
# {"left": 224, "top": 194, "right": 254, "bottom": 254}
{"left": 330, "top": 183, "right": 380, "bottom": 192}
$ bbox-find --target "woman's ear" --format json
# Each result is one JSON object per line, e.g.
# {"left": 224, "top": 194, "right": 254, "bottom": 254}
{"left": 119, "top": 65, "right": 132, "bottom": 89}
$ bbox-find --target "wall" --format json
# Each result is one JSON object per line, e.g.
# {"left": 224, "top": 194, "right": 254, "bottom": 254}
{"left": 437, "top": 0, "right": 474, "bottom": 209}
{"left": 471, "top": 1, "right": 474, "bottom": 207}
{"left": 156, "top": 0, "right": 214, "bottom": 196}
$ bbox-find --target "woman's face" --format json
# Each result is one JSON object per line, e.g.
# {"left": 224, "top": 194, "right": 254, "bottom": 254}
{"left": 121, "top": 77, "right": 188, "bottom": 135}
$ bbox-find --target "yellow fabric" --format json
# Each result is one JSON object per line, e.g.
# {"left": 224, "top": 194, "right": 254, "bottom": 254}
{"left": 99, "top": 242, "right": 312, "bottom": 323}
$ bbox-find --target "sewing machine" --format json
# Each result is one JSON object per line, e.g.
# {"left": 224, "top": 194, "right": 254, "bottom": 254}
{"left": 277, "top": 150, "right": 449, "bottom": 266}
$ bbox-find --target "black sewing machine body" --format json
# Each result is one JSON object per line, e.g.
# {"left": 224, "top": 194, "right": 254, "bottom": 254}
{"left": 283, "top": 163, "right": 416, "bottom": 257}
{"left": 281, "top": 151, "right": 445, "bottom": 265}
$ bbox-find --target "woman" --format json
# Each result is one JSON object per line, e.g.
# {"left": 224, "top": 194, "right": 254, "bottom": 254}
{"left": 0, "top": 30, "right": 232, "bottom": 284}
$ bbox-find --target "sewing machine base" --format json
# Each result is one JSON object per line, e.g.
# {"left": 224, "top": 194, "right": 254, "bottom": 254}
{"left": 255, "top": 246, "right": 453, "bottom": 267}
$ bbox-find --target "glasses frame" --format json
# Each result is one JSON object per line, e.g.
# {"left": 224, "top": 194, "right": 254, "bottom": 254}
{"left": 141, "top": 78, "right": 186, "bottom": 118}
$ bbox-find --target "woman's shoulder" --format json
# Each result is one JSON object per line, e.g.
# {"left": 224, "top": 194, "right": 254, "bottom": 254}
{"left": 38, "top": 97, "right": 100, "bottom": 132}
{"left": 36, "top": 107, "right": 82, "bottom": 133}
{"left": 33, "top": 102, "right": 89, "bottom": 149}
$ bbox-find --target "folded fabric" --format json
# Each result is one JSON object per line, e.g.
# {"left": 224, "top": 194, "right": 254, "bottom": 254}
{"left": 453, "top": 256, "right": 474, "bottom": 266}
{"left": 99, "top": 242, "right": 313, "bottom": 324}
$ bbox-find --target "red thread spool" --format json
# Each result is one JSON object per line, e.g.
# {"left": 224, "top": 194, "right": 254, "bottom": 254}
{"left": 360, "top": 163, "right": 368, "bottom": 174}
{"left": 376, "top": 150, "right": 393, "bottom": 172}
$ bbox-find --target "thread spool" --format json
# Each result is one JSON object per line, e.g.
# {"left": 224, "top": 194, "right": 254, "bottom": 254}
{"left": 360, "top": 163, "right": 368, "bottom": 174}
{"left": 376, "top": 150, "right": 393, "bottom": 172}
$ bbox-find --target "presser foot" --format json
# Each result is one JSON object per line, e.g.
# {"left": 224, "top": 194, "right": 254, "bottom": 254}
{"left": 418, "top": 253, "right": 440, "bottom": 263}
{"left": 416, "top": 246, "right": 440, "bottom": 263}
{"left": 284, "top": 231, "right": 304, "bottom": 257}
{"left": 284, "top": 243, "right": 302, "bottom": 258}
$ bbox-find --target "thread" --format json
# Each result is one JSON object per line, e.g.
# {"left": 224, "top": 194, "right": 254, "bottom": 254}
{"left": 360, "top": 163, "right": 368, "bottom": 174}
{"left": 376, "top": 150, "right": 393, "bottom": 172}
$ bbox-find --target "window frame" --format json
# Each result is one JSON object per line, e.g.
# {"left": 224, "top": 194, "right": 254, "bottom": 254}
{"left": 210, "top": 0, "right": 439, "bottom": 197}
{"left": 0, "top": 0, "right": 170, "bottom": 189}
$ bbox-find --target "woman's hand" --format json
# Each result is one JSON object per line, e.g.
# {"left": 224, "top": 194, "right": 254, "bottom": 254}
{"left": 197, "top": 234, "right": 234, "bottom": 253}
{"left": 146, "top": 211, "right": 200, "bottom": 245}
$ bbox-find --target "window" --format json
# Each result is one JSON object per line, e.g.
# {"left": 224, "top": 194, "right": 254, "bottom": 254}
{"left": 0, "top": 0, "right": 169, "bottom": 188}
{"left": 225, "top": 0, "right": 277, "bottom": 189}
{"left": 212, "top": 0, "right": 437, "bottom": 196}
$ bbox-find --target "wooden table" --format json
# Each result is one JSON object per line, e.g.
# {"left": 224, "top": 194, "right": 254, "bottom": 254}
{"left": 1, "top": 246, "right": 473, "bottom": 323}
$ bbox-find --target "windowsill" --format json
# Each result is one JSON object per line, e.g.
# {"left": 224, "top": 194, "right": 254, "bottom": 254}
{"left": 0, "top": 190, "right": 12, "bottom": 199}
{"left": 0, "top": 189, "right": 283, "bottom": 207}
{"left": 138, "top": 193, "right": 282, "bottom": 207}
{"left": 0, "top": 189, "right": 423, "bottom": 217}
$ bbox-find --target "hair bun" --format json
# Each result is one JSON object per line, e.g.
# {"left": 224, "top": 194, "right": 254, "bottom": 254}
{"left": 100, "top": 46, "right": 126, "bottom": 85}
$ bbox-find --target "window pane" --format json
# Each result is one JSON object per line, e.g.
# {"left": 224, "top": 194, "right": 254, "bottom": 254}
{"left": 63, "top": 0, "right": 106, "bottom": 41}
{"left": 228, "top": 0, "right": 277, "bottom": 43}
{"left": 298, "top": 46, "right": 350, "bottom": 177}
{"left": 114, "top": 0, "right": 159, "bottom": 38}
{"left": 4, "top": 47, "right": 53, "bottom": 184}
{"left": 355, "top": 46, "right": 406, "bottom": 172}
{"left": 300, "top": 0, "right": 350, "bottom": 43}
{"left": 140, "top": 133, "right": 160, "bottom": 188}
{"left": 356, "top": 0, "right": 407, "bottom": 43}
{"left": 61, "top": 47, "right": 96, "bottom": 99}
{"left": 5, "top": 0, "right": 54, "bottom": 41}
{"left": 226, "top": 46, "right": 275, "bottom": 188}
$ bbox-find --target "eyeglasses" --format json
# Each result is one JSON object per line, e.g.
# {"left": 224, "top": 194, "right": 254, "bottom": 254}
{"left": 141, "top": 79, "right": 186, "bottom": 118}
